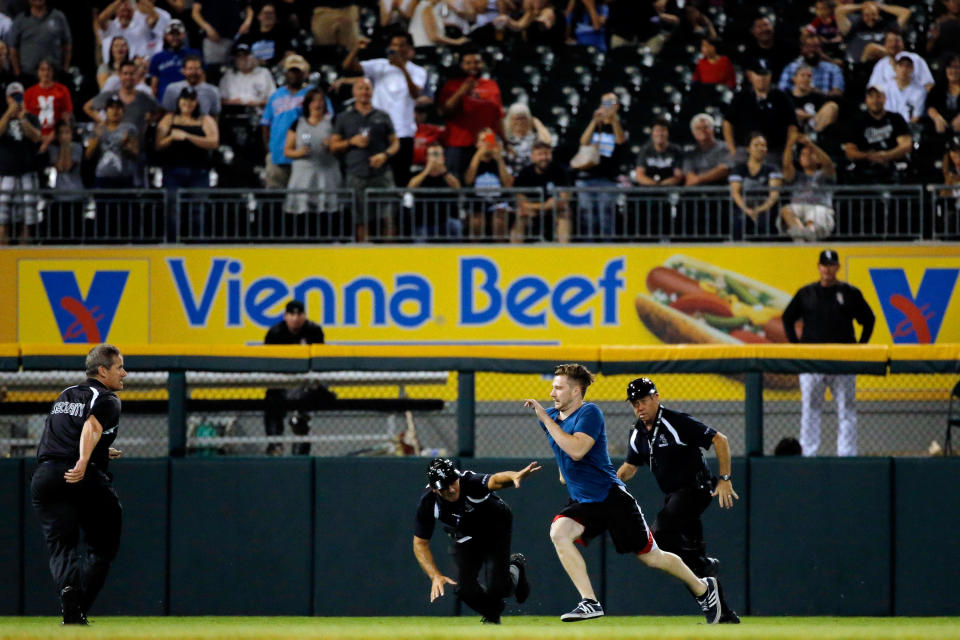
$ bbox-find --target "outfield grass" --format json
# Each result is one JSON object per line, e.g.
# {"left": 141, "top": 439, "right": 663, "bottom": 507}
{"left": 2, "top": 616, "right": 959, "bottom": 640}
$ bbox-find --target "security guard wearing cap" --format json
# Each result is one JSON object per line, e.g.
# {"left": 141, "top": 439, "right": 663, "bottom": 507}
{"left": 412, "top": 458, "right": 540, "bottom": 624}
{"left": 617, "top": 377, "right": 740, "bottom": 623}
{"left": 782, "top": 249, "right": 875, "bottom": 456}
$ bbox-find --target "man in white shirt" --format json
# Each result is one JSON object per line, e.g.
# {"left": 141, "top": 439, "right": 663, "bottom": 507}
{"left": 98, "top": 0, "right": 171, "bottom": 62}
{"left": 867, "top": 30, "right": 933, "bottom": 92}
{"left": 881, "top": 53, "right": 927, "bottom": 123}
{"left": 219, "top": 43, "right": 275, "bottom": 111}
{"left": 342, "top": 32, "right": 426, "bottom": 186}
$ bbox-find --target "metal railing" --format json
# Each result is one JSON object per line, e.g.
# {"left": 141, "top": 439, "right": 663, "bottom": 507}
{"left": 2, "top": 183, "right": 951, "bottom": 244}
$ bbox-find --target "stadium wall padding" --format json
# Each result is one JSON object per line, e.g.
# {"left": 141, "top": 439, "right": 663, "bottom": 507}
{"left": 4, "top": 457, "right": 959, "bottom": 617}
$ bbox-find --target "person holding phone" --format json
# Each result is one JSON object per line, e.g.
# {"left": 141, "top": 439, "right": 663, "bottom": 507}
{"left": 573, "top": 92, "right": 625, "bottom": 240}
{"left": 0, "top": 81, "right": 42, "bottom": 244}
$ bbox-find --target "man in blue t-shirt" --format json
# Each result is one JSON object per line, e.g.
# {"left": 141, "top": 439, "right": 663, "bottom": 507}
{"left": 523, "top": 363, "right": 725, "bottom": 624}
{"left": 148, "top": 20, "right": 201, "bottom": 104}
{"left": 260, "top": 54, "right": 312, "bottom": 188}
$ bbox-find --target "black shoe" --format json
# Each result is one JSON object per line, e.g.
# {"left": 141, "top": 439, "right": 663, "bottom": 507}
{"left": 719, "top": 609, "right": 741, "bottom": 623}
{"left": 60, "top": 586, "right": 87, "bottom": 625}
{"left": 560, "top": 598, "right": 604, "bottom": 622}
{"left": 701, "top": 557, "right": 720, "bottom": 578}
{"left": 510, "top": 553, "right": 531, "bottom": 604}
{"left": 481, "top": 615, "right": 501, "bottom": 624}
{"left": 696, "top": 577, "right": 722, "bottom": 624}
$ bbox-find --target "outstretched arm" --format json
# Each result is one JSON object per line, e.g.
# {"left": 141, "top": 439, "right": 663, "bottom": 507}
{"left": 487, "top": 461, "right": 542, "bottom": 489}
{"left": 413, "top": 536, "right": 457, "bottom": 601}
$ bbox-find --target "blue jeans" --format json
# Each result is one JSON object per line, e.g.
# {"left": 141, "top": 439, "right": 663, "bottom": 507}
{"left": 163, "top": 167, "right": 209, "bottom": 242}
{"left": 575, "top": 178, "right": 616, "bottom": 239}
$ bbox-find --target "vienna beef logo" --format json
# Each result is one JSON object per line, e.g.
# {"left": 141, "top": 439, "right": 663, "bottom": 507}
{"left": 869, "top": 268, "right": 958, "bottom": 344}
{"left": 39, "top": 271, "right": 129, "bottom": 343}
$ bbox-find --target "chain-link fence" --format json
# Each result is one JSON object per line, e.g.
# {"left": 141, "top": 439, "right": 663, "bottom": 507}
{"left": 2, "top": 367, "right": 956, "bottom": 459}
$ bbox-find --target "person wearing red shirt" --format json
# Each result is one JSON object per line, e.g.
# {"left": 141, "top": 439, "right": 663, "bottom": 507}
{"left": 24, "top": 58, "right": 73, "bottom": 152}
{"left": 692, "top": 37, "right": 736, "bottom": 89}
{"left": 436, "top": 48, "right": 503, "bottom": 180}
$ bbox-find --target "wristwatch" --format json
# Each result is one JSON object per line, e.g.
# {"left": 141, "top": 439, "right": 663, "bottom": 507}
{"left": 718, "top": 474, "right": 732, "bottom": 481}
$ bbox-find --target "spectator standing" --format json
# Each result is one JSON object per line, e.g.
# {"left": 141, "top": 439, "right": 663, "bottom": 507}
{"left": 283, "top": 88, "right": 342, "bottom": 235}
{"left": 9, "top": 0, "right": 71, "bottom": 79}
{"left": 310, "top": 0, "right": 360, "bottom": 51}
{"left": 777, "top": 31, "right": 845, "bottom": 97}
{"left": 513, "top": 140, "right": 571, "bottom": 242}
{"left": 728, "top": 132, "right": 782, "bottom": 239}
{"left": 836, "top": 2, "right": 910, "bottom": 63}
{"left": 406, "top": 143, "right": 463, "bottom": 239}
{"left": 191, "top": 0, "right": 253, "bottom": 67}
{"left": 0, "top": 4, "right": 10, "bottom": 43}
{"left": 781, "top": 250, "right": 875, "bottom": 457}
{"left": 343, "top": 32, "right": 427, "bottom": 188}
{"left": 101, "top": 55, "right": 153, "bottom": 95}
{"left": 867, "top": 30, "right": 934, "bottom": 91}
{"left": 85, "top": 95, "right": 140, "bottom": 189}
{"left": 0, "top": 42, "right": 15, "bottom": 96}
{"left": 98, "top": 36, "right": 132, "bottom": 90}
{"left": 788, "top": 65, "right": 840, "bottom": 135}
{"left": 692, "top": 36, "right": 735, "bottom": 89}
{"left": 436, "top": 48, "right": 503, "bottom": 180}
{"left": 380, "top": 0, "right": 418, "bottom": 31}
{"left": 24, "top": 58, "right": 72, "bottom": 153}
{"left": 927, "top": 54, "right": 960, "bottom": 135}
{"left": 412, "top": 102, "right": 444, "bottom": 167}
{"left": 567, "top": 0, "right": 609, "bottom": 51}
{"left": 261, "top": 53, "right": 311, "bottom": 188}
{"left": 329, "top": 78, "right": 400, "bottom": 239}
{"left": 780, "top": 130, "right": 837, "bottom": 241}
{"left": 842, "top": 85, "right": 912, "bottom": 184}
{"left": 573, "top": 92, "right": 625, "bottom": 239}
{"left": 238, "top": 2, "right": 294, "bottom": 68}
{"left": 97, "top": 0, "right": 170, "bottom": 63}
{"left": 502, "top": 101, "right": 551, "bottom": 177}
{"left": 262, "top": 299, "right": 331, "bottom": 456}
{"left": 881, "top": 54, "right": 927, "bottom": 123}
{"left": 149, "top": 19, "right": 201, "bottom": 101}
{"left": 409, "top": 0, "right": 470, "bottom": 48}
{"left": 661, "top": 0, "right": 716, "bottom": 59}
{"left": 0, "top": 81, "right": 41, "bottom": 244}
{"left": 46, "top": 119, "right": 85, "bottom": 238}
{"left": 219, "top": 42, "right": 275, "bottom": 110}
{"left": 683, "top": 113, "right": 731, "bottom": 186}
{"left": 740, "top": 16, "right": 794, "bottom": 81}
{"left": 723, "top": 61, "right": 797, "bottom": 161}
{"left": 155, "top": 86, "right": 219, "bottom": 240}
{"left": 635, "top": 118, "right": 684, "bottom": 186}
{"left": 161, "top": 54, "right": 221, "bottom": 117}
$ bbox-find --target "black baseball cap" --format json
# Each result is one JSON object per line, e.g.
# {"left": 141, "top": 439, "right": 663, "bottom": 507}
{"left": 105, "top": 93, "right": 124, "bottom": 108}
{"left": 819, "top": 249, "right": 839, "bottom": 265}
{"left": 427, "top": 458, "right": 460, "bottom": 491}
{"left": 178, "top": 86, "right": 198, "bottom": 100}
{"left": 627, "top": 377, "right": 658, "bottom": 402}
{"left": 285, "top": 299, "right": 305, "bottom": 314}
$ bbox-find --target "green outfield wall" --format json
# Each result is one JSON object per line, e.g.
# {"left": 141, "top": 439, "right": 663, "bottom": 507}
{"left": 1, "top": 457, "right": 957, "bottom": 618}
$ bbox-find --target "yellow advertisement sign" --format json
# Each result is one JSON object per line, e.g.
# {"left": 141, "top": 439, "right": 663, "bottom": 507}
{"left": 4, "top": 245, "right": 959, "bottom": 346}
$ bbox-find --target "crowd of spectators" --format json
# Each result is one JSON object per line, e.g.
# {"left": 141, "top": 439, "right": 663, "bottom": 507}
{"left": 0, "top": 0, "right": 957, "bottom": 243}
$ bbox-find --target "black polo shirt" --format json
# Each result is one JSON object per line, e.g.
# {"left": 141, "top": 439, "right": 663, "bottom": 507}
{"left": 625, "top": 405, "right": 716, "bottom": 495}
{"left": 414, "top": 470, "right": 510, "bottom": 542}
{"left": 514, "top": 161, "right": 570, "bottom": 193}
{"left": 782, "top": 281, "right": 876, "bottom": 344}
{"left": 37, "top": 379, "right": 121, "bottom": 471}
{"left": 724, "top": 87, "right": 797, "bottom": 151}
{"left": 332, "top": 106, "right": 396, "bottom": 178}
{"left": 264, "top": 319, "right": 325, "bottom": 345}
{"left": 636, "top": 141, "right": 684, "bottom": 183}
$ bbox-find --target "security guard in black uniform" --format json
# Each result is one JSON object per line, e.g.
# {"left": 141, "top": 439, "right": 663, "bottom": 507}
{"left": 617, "top": 377, "right": 741, "bottom": 624}
{"left": 31, "top": 344, "right": 126, "bottom": 625}
{"left": 412, "top": 458, "right": 539, "bottom": 624}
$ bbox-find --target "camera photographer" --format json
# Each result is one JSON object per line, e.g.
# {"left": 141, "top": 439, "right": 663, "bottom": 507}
{"left": 263, "top": 300, "right": 334, "bottom": 456}
{"left": 573, "top": 92, "right": 626, "bottom": 239}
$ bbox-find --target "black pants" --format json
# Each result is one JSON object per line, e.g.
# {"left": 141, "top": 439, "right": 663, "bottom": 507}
{"left": 450, "top": 508, "right": 515, "bottom": 619}
{"left": 652, "top": 486, "right": 713, "bottom": 577}
{"left": 264, "top": 383, "right": 336, "bottom": 455}
{"left": 390, "top": 137, "right": 415, "bottom": 189}
{"left": 30, "top": 461, "right": 123, "bottom": 614}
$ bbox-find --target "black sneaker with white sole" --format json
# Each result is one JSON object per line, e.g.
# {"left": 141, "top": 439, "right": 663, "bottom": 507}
{"left": 510, "top": 553, "right": 531, "bottom": 604}
{"left": 560, "top": 598, "right": 604, "bottom": 622}
{"left": 696, "top": 577, "right": 722, "bottom": 624}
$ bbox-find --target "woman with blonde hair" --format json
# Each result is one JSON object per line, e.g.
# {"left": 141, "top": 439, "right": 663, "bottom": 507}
{"left": 502, "top": 101, "right": 551, "bottom": 176}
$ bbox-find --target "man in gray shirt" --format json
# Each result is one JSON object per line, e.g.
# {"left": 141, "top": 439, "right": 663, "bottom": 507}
{"left": 9, "top": 0, "right": 71, "bottom": 78}
{"left": 162, "top": 54, "right": 221, "bottom": 117}
{"left": 683, "top": 113, "right": 732, "bottom": 186}
{"left": 329, "top": 78, "right": 399, "bottom": 239}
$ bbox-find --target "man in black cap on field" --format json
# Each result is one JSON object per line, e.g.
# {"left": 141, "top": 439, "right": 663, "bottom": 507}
{"left": 413, "top": 458, "right": 539, "bottom": 624}
{"left": 263, "top": 299, "right": 331, "bottom": 455}
{"left": 31, "top": 343, "right": 126, "bottom": 625}
{"left": 616, "top": 376, "right": 740, "bottom": 623}
{"left": 782, "top": 249, "right": 875, "bottom": 456}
